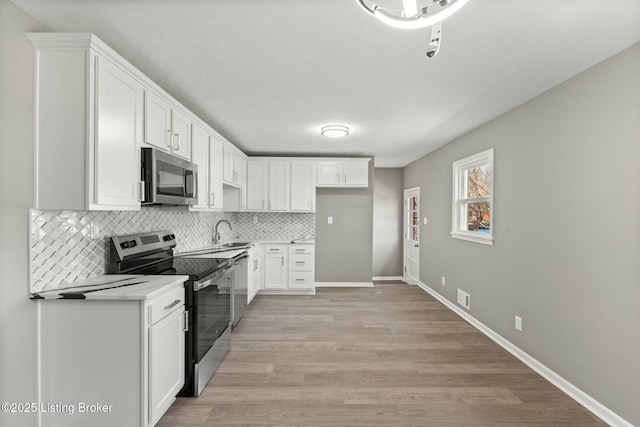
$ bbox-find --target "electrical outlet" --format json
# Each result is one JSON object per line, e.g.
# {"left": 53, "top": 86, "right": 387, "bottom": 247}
{"left": 441, "top": 276, "right": 446, "bottom": 286}
{"left": 515, "top": 315, "right": 522, "bottom": 331}
{"left": 457, "top": 289, "right": 470, "bottom": 310}
{"left": 327, "top": 216, "right": 333, "bottom": 224}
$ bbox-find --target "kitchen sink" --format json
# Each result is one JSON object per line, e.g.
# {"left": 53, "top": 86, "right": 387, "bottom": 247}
{"left": 219, "top": 242, "right": 252, "bottom": 248}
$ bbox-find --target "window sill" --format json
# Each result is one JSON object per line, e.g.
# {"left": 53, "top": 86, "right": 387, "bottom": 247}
{"left": 450, "top": 231, "right": 494, "bottom": 246}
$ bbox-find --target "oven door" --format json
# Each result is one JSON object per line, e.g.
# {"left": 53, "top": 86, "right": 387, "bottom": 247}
{"left": 194, "top": 265, "right": 232, "bottom": 363}
{"left": 142, "top": 147, "right": 197, "bottom": 205}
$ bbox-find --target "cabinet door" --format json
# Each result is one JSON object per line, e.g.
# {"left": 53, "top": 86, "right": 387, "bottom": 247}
{"left": 190, "top": 124, "right": 209, "bottom": 209}
{"left": 343, "top": 160, "right": 369, "bottom": 186}
{"left": 223, "top": 146, "right": 234, "bottom": 184}
{"left": 238, "top": 156, "right": 247, "bottom": 209}
{"left": 269, "top": 161, "right": 290, "bottom": 211}
{"left": 209, "top": 137, "right": 224, "bottom": 210}
{"left": 171, "top": 109, "right": 191, "bottom": 160}
{"left": 317, "top": 161, "right": 342, "bottom": 186}
{"left": 144, "top": 90, "right": 172, "bottom": 151}
{"left": 149, "top": 307, "right": 185, "bottom": 425}
{"left": 264, "top": 252, "right": 287, "bottom": 290}
{"left": 291, "top": 162, "right": 314, "bottom": 211}
{"left": 248, "top": 256, "right": 260, "bottom": 303}
{"left": 94, "top": 56, "right": 142, "bottom": 207}
{"left": 246, "top": 160, "right": 268, "bottom": 210}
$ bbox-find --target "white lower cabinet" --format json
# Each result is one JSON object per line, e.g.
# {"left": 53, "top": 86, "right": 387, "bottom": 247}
{"left": 247, "top": 245, "right": 262, "bottom": 303}
{"left": 263, "top": 245, "right": 288, "bottom": 290}
{"left": 258, "top": 243, "right": 315, "bottom": 294}
{"left": 38, "top": 281, "right": 186, "bottom": 427}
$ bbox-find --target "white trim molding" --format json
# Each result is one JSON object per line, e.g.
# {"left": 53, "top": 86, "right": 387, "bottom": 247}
{"left": 315, "top": 282, "right": 374, "bottom": 287}
{"left": 372, "top": 276, "right": 404, "bottom": 281}
{"left": 415, "top": 280, "right": 633, "bottom": 427}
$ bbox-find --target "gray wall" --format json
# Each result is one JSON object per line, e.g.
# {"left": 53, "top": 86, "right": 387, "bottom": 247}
{"left": 372, "top": 168, "right": 403, "bottom": 277}
{"left": 403, "top": 42, "right": 640, "bottom": 425}
{"left": 315, "top": 161, "right": 374, "bottom": 283}
{"left": 0, "top": 2, "right": 49, "bottom": 426}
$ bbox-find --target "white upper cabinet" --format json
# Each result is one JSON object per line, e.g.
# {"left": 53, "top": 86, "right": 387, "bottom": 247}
{"left": 144, "top": 90, "right": 191, "bottom": 161}
{"left": 209, "top": 137, "right": 224, "bottom": 210}
{"left": 95, "top": 57, "right": 144, "bottom": 208}
{"left": 191, "top": 126, "right": 224, "bottom": 211}
{"left": 170, "top": 109, "right": 192, "bottom": 160}
{"left": 317, "top": 159, "right": 369, "bottom": 187}
{"left": 190, "top": 124, "right": 210, "bottom": 210}
{"left": 223, "top": 146, "right": 243, "bottom": 187}
{"left": 144, "top": 90, "right": 172, "bottom": 151}
{"left": 29, "top": 34, "right": 144, "bottom": 211}
{"left": 290, "top": 161, "right": 315, "bottom": 212}
{"left": 246, "top": 160, "right": 290, "bottom": 211}
{"left": 246, "top": 160, "right": 269, "bottom": 210}
{"left": 268, "top": 161, "right": 291, "bottom": 211}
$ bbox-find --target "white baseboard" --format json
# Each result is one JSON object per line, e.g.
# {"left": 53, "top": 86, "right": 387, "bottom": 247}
{"left": 315, "top": 282, "right": 374, "bottom": 287}
{"left": 258, "top": 289, "right": 315, "bottom": 296}
{"left": 415, "top": 280, "right": 632, "bottom": 427}
{"left": 372, "top": 276, "right": 404, "bottom": 281}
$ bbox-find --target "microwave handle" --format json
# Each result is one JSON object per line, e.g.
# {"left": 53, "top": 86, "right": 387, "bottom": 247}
{"left": 185, "top": 170, "right": 196, "bottom": 198}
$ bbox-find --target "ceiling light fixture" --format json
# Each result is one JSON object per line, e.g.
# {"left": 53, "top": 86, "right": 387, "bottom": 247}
{"left": 320, "top": 125, "right": 350, "bottom": 138}
{"left": 355, "top": 0, "right": 470, "bottom": 57}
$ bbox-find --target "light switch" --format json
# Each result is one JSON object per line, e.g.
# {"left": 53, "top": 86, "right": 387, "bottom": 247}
{"left": 328, "top": 216, "right": 333, "bottom": 224}
{"left": 423, "top": 217, "right": 428, "bottom": 225}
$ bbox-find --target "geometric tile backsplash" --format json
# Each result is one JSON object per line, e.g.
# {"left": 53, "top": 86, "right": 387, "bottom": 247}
{"left": 30, "top": 208, "right": 315, "bottom": 293}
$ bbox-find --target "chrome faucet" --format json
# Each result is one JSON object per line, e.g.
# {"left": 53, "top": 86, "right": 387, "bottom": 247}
{"left": 213, "top": 219, "right": 232, "bottom": 244}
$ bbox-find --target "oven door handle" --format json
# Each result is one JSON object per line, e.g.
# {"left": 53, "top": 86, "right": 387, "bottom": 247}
{"left": 194, "top": 265, "right": 233, "bottom": 291}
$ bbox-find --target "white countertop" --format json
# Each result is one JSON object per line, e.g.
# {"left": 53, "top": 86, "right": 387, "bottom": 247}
{"left": 32, "top": 275, "right": 188, "bottom": 300}
{"left": 175, "top": 238, "right": 315, "bottom": 258}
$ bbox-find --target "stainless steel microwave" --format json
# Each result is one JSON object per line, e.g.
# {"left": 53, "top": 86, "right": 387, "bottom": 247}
{"left": 141, "top": 148, "right": 198, "bottom": 205}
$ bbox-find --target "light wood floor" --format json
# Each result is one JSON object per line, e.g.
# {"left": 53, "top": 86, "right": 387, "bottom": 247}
{"left": 158, "top": 282, "right": 604, "bottom": 427}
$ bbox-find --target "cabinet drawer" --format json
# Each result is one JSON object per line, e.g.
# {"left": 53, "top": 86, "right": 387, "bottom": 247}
{"left": 149, "top": 286, "right": 185, "bottom": 325}
{"left": 288, "top": 272, "right": 315, "bottom": 290}
{"left": 264, "top": 244, "right": 287, "bottom": 254}
{"left": 289, "top": 244, "right": 314, "bottom": 254}
{"left": 289, "top": 253, "right": 314, "bottom": 271}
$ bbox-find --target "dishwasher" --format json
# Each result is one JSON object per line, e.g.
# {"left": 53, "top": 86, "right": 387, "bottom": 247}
{"left": 232, "top": 253, "right": 249, "bottom": 328}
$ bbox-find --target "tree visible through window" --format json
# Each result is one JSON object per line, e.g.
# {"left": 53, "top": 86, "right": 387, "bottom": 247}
{"left": 452, "top": 149, "right": 494, "bottom": 245}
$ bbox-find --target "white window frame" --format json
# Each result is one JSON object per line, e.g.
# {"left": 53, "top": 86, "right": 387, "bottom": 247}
{"left": 451, "top": 148, "right": 494, "bottom": 245}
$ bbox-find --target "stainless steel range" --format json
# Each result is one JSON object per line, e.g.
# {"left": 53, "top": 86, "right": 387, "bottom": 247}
{"left": 110, "top": 230, "right": 246, "bottom": 396}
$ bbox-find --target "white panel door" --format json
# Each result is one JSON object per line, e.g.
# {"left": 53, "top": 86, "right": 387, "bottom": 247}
{"left": 148, "top": 307, "right": 185, "bottom": 426}
{"left": 404, "top": 187, "right": 420, "bottom": 285}
{"left": 343, "top": 161, "right": 369, "bottom": 186}
{"left": 190, "top": 124, "right": 209, "bottom": 209}
{"left": 246, "top": 160, "right": 268, "bottom": 210}
{"left": 94, "top": 56, "right": 142, "bottom": 207}
{"left": 316, "top": 161, "right": 342, "bottom": 186}
{"left": 269, "top": 161, "right": 290, "bottom": 211}
{"left": 171, "top": 109, "right": 191, "bottom": 160}
{"left": 143, "top": 90, "right": 172, "bottom": 151}
{"left": 290, "top": 161, "right": 314, "bottom": 211}
{"left": 209, "top": 137, "right": 224, "bottom": 210}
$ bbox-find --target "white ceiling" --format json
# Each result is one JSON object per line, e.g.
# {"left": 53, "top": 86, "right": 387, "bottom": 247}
{"left": 11, "top": 0, "right": 640, "bottom": 166}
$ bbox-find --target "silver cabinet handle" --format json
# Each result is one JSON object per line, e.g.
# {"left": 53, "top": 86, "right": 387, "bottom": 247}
{"left": 295, "top": 248, "right": 304, "bottom": 252}
{"left": 262, "top": 200, "right": 265, "bottom": 209}
{"left": 269, "top": 248, "right": 280, "bottom": 252}
{"left": 295, "top": 261, "right": 305, "bottom": 265}
{"left": 183, "top": 310, "right": 189, "bottom": 332}
{"left": 281, "top": 257, "right": 284, "bottom": 266}
{"left": 166, "top": 129, "right": 172, "bottom": 147}
{"left": 173, "top": 133, "right": 179, "bottom": 150}
{"left": 164, "top": 299, "right": 181, "bottom": 310}
{"left": 137, "top": 181, "right": 145, "bottom": 201}
{"left": 268, "top": 200, "right": 271, "bottom": 210}
{"left": 343, "top": 173, "right": 347, "bottom": 184}
{"left": 295, "top": 278, "right": 304, "bottom": 282}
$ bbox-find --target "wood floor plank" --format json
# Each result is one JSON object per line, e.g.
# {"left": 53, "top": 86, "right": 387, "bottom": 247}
{"left": 159, "top": 283, "right": 605, "bottom": 426}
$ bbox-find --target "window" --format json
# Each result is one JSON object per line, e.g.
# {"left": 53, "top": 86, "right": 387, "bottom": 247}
{"left": 451, "top": 148, "right": 494, "bottom": 245}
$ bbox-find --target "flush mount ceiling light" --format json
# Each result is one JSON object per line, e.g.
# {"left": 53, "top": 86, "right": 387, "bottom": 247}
{"left": 320, "top": 125, "right": 350, "bottom": 138}
{"left": 355, "top": 0, "right": 470, "bottom": 57}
